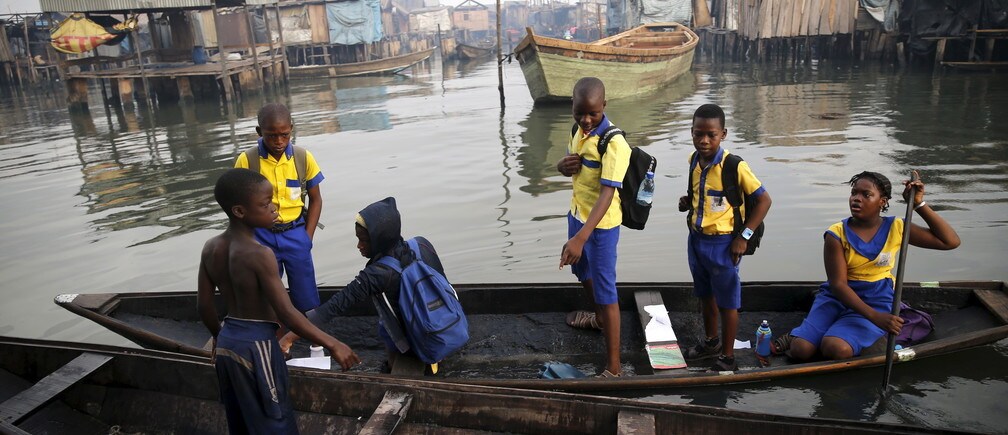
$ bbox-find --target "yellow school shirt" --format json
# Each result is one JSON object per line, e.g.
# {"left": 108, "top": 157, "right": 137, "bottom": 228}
{"left": 569, "top": 116, "right": 631, "bottom": 230}
{"left": 235, "top": 141, "right": 324, "bottom": 224}
{"left": 688, "top": 148, "right": 765, "bottom": 235}
{"left": 827, "top": 217, "right": 904, "bottom": 282}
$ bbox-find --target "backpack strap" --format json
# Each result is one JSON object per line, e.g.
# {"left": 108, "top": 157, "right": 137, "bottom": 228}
{"left": 292, "top": 145, "right": 308, "bottom": 203}
{"left": 721, "top": 153, "right": 746, "bottom": 236}
{"left": 570, "top": 122, "right": 579, "bottom": 139}
{"left": 595, "top": 126, "right": 625, "bottom": 157}
{"left": 686, "top": 151, "right": 699, "bottom": 229}
{"left": 243, "top": 147, "right": 260, "bottom": 174}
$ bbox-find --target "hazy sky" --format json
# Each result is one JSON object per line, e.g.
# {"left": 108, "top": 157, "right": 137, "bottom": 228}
{"left": 1, "top": 0, "right": 40, "bottom": 14}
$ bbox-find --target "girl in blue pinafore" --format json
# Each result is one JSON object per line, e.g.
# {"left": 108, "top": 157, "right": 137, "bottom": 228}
{"left": 778, "top": 171, "right": 960, "bottom": 361}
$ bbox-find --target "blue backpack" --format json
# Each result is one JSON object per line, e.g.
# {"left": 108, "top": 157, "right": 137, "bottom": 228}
{"left": 377, "top": 238, "right": 469, "bottom": 364}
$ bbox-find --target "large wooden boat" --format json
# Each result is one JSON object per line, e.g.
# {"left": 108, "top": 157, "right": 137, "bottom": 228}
{"left": 514, "top": 23, "right": 698, "bottom": 103}
{"left": 0, "top": 337, "right": 940, "bottom": 434}
{"left": 54, "top": 280, "right": 1008, "bottom": 393}
{"left": 288, "top": 48, "right": 435, "bottom": 79}
{"left": 456, "top": 43, "right": 494, "bottom": 60}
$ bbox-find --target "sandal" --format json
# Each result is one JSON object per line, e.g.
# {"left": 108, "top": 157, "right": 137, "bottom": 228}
{"left": 565, "top": 310, "right": 602, "bottom": 330}
{"left": 683, "top": 336, "right": 722, "bottom": 360}
{"left": 772, "top": 333, "right": 794, "bottom": 356}
{"left": 595, "top": 369, "right": 621, "bottom": 378}
{"left": 709, "top": 355, "right": 737, "bottom": 372}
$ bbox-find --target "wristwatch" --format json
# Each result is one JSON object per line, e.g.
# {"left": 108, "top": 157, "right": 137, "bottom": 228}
{"left": 740, "top": 227, "right": 754, "bottom": 241}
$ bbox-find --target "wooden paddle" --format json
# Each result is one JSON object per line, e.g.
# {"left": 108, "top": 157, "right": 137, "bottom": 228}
{"left": 881, "top": 170, "right": 920, "bottom": 392}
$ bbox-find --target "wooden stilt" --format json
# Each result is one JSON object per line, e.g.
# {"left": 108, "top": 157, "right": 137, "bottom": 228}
{"left": 22, "top": 17, "right": 37, "bottom": 83}
{"left": 261, "top": 4, "right": 279, "bottom": 87}
{"left": 212, "top": 4, "right": 234, "bottom": 103}
{"left": 117, "top": 78, "right": 134, "bottom": 107}
{"left": 934, "top": 38, "right": 947, "bottom": 73}
{"left": 243, "top": 5, "right": 263, "bottom": 86}
{"left": 65, "top": 77, "right": 89, "bottom": 111}
{"left": 177, "top": 77, "right": 194, "bottom": 101}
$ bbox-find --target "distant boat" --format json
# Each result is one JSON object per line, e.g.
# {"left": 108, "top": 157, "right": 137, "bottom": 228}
{"left": 456, "top": 43, "right": 494, "bottom": 60}
{"left": 288, "top": 48, "right": 435, "bottom": 79}
{"left": 514, "top": 23, "right": 699, "bottom": 103}
{"left": 53, "top": 280, "right": 1008, "bottom": 394}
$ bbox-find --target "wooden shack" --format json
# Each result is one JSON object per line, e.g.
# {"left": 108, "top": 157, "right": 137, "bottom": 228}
{"left": 452, "top": 0, "right": 491, "bottom": 35}
{"left": 38, "top": 0, "right": 289, "bottom": 111}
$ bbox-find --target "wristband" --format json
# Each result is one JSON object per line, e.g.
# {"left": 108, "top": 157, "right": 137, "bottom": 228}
{"left": 914, "top": 201, "right": 927, "bottom": 211}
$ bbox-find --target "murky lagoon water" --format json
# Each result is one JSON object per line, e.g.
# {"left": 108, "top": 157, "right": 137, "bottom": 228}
{"left": 1, "top": 56, "right": 1006, "bottom": 431}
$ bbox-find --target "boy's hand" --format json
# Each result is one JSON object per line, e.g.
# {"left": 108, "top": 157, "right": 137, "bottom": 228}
{"left": 279, "top": 332, "right": 298, "bottom": 357}
{"left": 730, "top": 237, "right": 747, "bottom": 265}
{"left": 559, "top": 237, "right": 586, "bottom": 269}
{"left": 557, "top": 154, "right": 581, "bottom": 177}
{"left": 328, "top": 342, "right": 361, "bottom": 371}
{"left": 678, "top": 195, "right": 690, "bottom": 212}
{"left": 870, "top": 311, "right": 905, "bottom": 335}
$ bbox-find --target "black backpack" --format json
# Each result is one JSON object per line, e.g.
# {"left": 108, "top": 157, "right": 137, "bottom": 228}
{"left": 686, "top": 151, "right": 764, "bottom": 255}
{"left": 571, "top": 124, "right": 657, "bottom": 230}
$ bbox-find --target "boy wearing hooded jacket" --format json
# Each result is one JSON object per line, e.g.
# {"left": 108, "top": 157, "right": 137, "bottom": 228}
{"left": 280, "top": 197, "right": 447, "bottom": 371}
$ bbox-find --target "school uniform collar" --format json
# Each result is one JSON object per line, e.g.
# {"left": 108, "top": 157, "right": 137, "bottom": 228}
{"left": 842, "top": 216, "right": 895, "bottom": 260}
{"left": 256, "top": 137, "right": 294, "bottom": 160}
{"left": 699, "top": 147, "right": 725, "bottom": 168}
{"left": 587, "top": 115, "right": 611, "bottom": 137}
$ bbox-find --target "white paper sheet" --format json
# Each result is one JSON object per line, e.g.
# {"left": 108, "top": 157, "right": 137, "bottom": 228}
{"left": 734, "top": 339, "right": 751, "bottom": 349}
{"left": 643, "top": 304, "right": 677, "bottom": 343}
{"left": 286, "top": 357, "right": 331, "bottom": 370}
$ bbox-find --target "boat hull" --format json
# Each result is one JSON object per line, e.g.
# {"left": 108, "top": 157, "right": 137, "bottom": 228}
{"left": 456, "top": 43, "right": 493, "bottom": 60}
{"left": 0, "top": 337, "right": 935, "bottom": 434}
{"left": 515, "top": 23, "right": 698, "bottom": 103}
{"left": 52, "top": 281, "right": 1008, "bottom": 393}
{"left": 288, "top": 48, "right": 435, "bottom": 79}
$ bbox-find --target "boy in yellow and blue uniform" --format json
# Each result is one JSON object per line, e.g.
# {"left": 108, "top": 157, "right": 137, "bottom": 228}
{"left": 783, "top": 171, "right": 959, "bottom": 361}
{"left": 557, "top": 77, "right": 631, "bottom": 377}
{"left": 678, "top": 104, "right": 772, "bottom": 372}
{"left": 235, "top": 103, "right": 324, "bottom": 313}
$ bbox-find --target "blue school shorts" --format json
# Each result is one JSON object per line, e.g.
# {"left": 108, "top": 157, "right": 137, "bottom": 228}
{"left": 254, "top": 217, "right": 320, "bottom": 312}
{"left": 790, "top": 279, "right": 894, "bottom": 356}
{"left": 215, "top": 317, "right": 299, "bottom": 435}
{"left": 567, "top": 213, "right": 620, "bottom": 305}
{"left": 687, "top": 231, "right": 742, "bottom": 310}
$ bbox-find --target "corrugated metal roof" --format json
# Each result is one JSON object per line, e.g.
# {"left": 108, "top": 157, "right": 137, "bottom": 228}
{"left": 37, "top": 1, "right": 290, "bottom": 13}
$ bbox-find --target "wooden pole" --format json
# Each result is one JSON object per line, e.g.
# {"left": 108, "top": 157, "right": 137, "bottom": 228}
{"left": 261, "top": 5, "right": 278, "bottom": 86}
{"left": 881, "top": 170, "right": 920, "bottom": 393}
{"left": 273, "top": 2, "right": 289, "bottom": 82}
{"left": 496, "top": 0, "right": 504, "bottom": 108}
{"left": 244, "top": 5, "right": 263, "bottom": 85}
{"left": 129, "top": 12, "right": 152, "bottom": 107}
{"left": 212, "top": 4, "right": 234, "bottom": 103}
{"left": 22, "top": 16, "right": 38, "bottom": 83}
{"left": 44, "top": 13, "right": 66, "bottom": 82}
{"left": 437, "top": 24, "right": 444, "bottom": 60}
{"left": 596, "top": 4, "right": 603, "bottom": 39}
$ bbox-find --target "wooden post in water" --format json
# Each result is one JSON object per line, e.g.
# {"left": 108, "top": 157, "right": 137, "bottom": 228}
{"left": 22, "top": 16, "right": 38, "bottom": 83}
{"left": 244, "top": 4, "right": 263, "bottom": 86}
{"left": 496, "top": 0, "right": 505, "bottom": 108}
{"left": 261, "top": 5, "right": 278, "bottom": 86}
{"left": 129, "top": 12, "right": 152, "bottom": 108}
{"left": 273, "top": 3, "right": 289, "bottom": 83}
{"left": 596, "top": 4, "right": 603, "bottom": 39}
{"left": 212, "top": 4, "right": 235, "bottom": 103}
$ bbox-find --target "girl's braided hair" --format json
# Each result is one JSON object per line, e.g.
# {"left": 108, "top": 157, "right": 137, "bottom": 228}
{"left": 848, "top": 171, "right": 892, "bottom": 212}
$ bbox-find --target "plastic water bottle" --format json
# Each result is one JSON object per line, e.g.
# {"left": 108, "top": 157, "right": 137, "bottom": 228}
{"left": 755, "top": 320, "right": 772, "bottom": 358}
{"left": 310, "top": 345, "right": 324, "bottom": 358}
{"left": 636, "top": 171, "right": 655, "bottom": 206}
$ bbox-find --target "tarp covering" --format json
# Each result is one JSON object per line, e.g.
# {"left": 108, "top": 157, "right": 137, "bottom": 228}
{"left": 902, "top": 0, "right": 1008, "bottom": 53}
{"left": 327, "top": 0, "right": 383, "bottom": 45}
{"left": 409, "top": 7, "right": 451, "bottom": 33}
{"left": 50, "top": 13, "right": 137, "bottom": 54}
{"left": 278, "top": 5, "right": 313, "bottom": 44}
{"left": 860, "top": 0, "right": 900, "bottom": 32}
{"left": 639, "top": 0, "right": 692, "bottom": 24}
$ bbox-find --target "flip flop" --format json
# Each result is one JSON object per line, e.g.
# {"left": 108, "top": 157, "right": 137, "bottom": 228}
{"left": 565, "top": 310, "right": 602, "bottom": 330}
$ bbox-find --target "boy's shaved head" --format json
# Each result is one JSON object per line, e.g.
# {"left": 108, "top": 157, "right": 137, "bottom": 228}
{"left": 573, "top": 77, "right": 605, "bottom": 102}
{"left": 693, "top": 103, "right": 726, "bottom": 129}
{"left": 215, "top": 168, "right": 268, "bottom": 217}
{"left": 258, "top": 103, "right": 292, "bottom": 127}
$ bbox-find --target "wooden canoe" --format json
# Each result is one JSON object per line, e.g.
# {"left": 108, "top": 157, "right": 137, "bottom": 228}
{"left": 53, "top": 280, "right": 1008, "bottom": 393}
{"left": 514, "top": 23, "right": 698, "bottom": 103}
{"left": 456, "top": 43, "right": 494, "bottom": 60}
{"left": 0, "top": 337, "right": 952, "bottom": 434}
{"left": 287, "top": 48, "right": 435, "bottom": 79}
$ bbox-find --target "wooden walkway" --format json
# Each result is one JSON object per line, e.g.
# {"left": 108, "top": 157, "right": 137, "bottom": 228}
{"left": 65, "top": 55, "right": 282, "bottom": 80}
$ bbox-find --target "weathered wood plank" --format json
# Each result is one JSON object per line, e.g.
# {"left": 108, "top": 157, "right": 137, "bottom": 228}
{"left": 617, "top": 410, "right": 656, "bottom": 435}
{"left": 0, "top": 420, "right": 32, "bottom": 435}
{"left": 358, "top": 391, "right": 413, "bottom": 435}
{"left": 0, "top": 353, "right": 113, "bottom": 424}
{"left": 975, "top": 289, "right": 1008, "bottom": 324}
{"left": 390, "top": 353, "right": 426, "bottom": 376}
